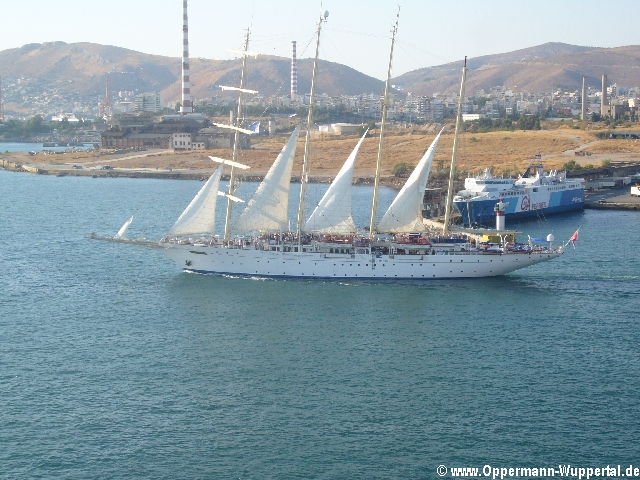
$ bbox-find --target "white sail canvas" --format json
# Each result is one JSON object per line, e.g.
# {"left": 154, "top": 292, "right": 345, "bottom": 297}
{"left": 233, "top": 125, "right": 301, "bottom": 232}
{"left": 114, "top": 214, "right": 134, "bottom": 239}
{"left": 304, "top": 131, "right": 367, "bottom": 234}
{"left": 167, "top": 163, "right": 224, "bottom": 236}
{"left": 377, "top": 128, "right": 443, "bottom": 233}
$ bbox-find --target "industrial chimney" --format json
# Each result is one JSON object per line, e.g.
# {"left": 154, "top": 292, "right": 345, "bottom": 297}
{"left": 291, "top": 41, "right": 298, "bottom": 99}
{"left": 601, "top": 74, "right": 608, "bottom": 117}
{"left": 180, "top": 0, "right": 193, "bottom": 115}
{"left": 98, "top": 77, "right": 112, "bottom": 119}
{"left": 581, "top": 76, "right": 587, "bottom": 121}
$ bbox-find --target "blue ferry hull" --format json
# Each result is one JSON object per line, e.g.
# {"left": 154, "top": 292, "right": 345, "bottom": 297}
{"left": 454, "top": 188, "right": 584, "bottom": 225}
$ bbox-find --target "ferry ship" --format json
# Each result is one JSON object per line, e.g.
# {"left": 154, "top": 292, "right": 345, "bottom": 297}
{"left": 453, "top": 160, "right": 585, "bottom": 226}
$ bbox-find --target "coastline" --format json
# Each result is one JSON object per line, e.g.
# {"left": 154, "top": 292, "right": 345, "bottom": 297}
{"left": 0, "top": 158, "right": 408, "bottom": 186}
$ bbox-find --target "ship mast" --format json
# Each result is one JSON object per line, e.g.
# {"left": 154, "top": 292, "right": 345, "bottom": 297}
{"left": 369, "top": 6, "right": 400, "bottom": 239}
{"left": 296, "top": 11, "right": 328, "bottom": 239}
{"left": 443, "top": 57, "right": 467, "bottom": 237}
{"left": 223, "top": 29, "right": 252, "bottom": 244}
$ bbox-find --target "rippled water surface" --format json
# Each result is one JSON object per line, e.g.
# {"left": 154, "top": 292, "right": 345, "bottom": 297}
{"left": 1, "top": 170, "right": 639, "bottom": 479}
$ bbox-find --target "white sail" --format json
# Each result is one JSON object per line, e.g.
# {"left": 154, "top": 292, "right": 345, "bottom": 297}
{"left": 377, "top": 128, "right": 444, "bottom": 233}
{"left": 304, "top": 131, "right": 367, "bottom": 234}
{"left": 114, "top": 214, "right": 134, "bottom": 239}
{"left": 233, "top": 125, "right": 301, "bottom": 232}
{"left": 167, "top": 163, "right": 224, "bottom": 236}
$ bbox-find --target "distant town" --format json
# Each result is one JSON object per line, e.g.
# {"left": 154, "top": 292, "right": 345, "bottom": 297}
{"left": 0, "top": 0, "right": 638, "bottom": 151}
{"left": 1, "top": 71, "right": 639, "bottom": 150}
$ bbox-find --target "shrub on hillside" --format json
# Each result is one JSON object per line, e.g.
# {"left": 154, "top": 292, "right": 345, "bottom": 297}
{"left": 392, "top": 162, "right": 414, "bottom": 177}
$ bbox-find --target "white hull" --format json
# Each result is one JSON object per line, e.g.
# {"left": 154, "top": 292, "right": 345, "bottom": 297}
{"left": 161, "top": 243, "right": 560, "bottom": 279}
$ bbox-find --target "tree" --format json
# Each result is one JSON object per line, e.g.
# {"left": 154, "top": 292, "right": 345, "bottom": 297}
{"left": 517, "top": 114, "right": 541, "bottom": 131}
{"left": 392, "top": 162, "right": 414, "bottom": 177}
{"left": 561, "top": 160, "right": 580, "bottom": 171}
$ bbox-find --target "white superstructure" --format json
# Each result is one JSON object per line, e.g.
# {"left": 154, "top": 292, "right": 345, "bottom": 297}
{"left": 453, "top": 163, "right": 585, "bottom": 225}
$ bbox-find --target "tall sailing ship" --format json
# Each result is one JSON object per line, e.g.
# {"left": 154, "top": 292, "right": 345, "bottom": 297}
{"left": 156, "top": 11, "right": 566, "bottom": 279}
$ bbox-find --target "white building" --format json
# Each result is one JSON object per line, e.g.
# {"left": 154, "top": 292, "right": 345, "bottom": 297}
{"left": 134, "top": 92, "right": 163, "bottom": 113}
{"left": 172, "top": 133, "right": 205, "bottom": 150}
{"left": 462, "top": 113, "right": 486, "bottom": 121}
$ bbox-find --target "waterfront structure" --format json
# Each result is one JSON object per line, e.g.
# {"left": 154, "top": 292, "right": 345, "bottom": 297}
{"left": 101, "top": 131, "right": 172, "bottom": 149}
{"left": 172, "top": 132, "right": 205, "bottom": 150}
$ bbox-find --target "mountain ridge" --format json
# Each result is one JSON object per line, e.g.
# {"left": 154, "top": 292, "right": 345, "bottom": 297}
{"left": 0, "top": 41, "right": 388, "bottom": 103}
{"left": 1, "top": 41, "right": 639, "bottom": 105}
{"left": 392, "top": 42, "right": 640, "bottom": 94}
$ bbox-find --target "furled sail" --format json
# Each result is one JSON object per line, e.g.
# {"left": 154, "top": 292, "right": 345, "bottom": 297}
{"left": 114, "top": 213, "right": 134, "bottom": 239}
{"left": 377, "top": 128, "right": 444, "bottom": 233}
{"left": 233, "top": 125, "right": 301, "bottom": 232}
{"left": 167, "top": 163, "right": 224, "bottom": 236}
{"left": 304, "top": 130, "right": 367, "bottom": 234}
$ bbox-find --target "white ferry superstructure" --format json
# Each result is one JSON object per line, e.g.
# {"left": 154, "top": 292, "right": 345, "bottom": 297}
{"left": 453, "top": 162, "right": 585, "bottom": 226}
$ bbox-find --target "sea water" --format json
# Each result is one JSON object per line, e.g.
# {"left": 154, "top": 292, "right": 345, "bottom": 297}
{"left": 1, "top": 170, "right": 639, "bottom": 479}
{"left": 0, "top": 142, "right": 95, "bottom": 153}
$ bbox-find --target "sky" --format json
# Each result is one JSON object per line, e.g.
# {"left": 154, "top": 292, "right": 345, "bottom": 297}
{"left": 1, "top": 0, "right": 639, "bottom": 80}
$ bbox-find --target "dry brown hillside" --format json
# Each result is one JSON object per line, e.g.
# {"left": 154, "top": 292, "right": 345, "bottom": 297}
{"left": 393, "top": 44, "right": 640, "bottom": 95}
{"left": 10, "top": 123, "right": 640, "bottom": 182}
{"left": 0, "top": 42, "right": 387, "bottom": 106}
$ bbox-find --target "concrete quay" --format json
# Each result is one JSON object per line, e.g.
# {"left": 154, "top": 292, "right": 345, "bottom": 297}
{"left": 585, "top": 189, "right": 640, "bottom": 211}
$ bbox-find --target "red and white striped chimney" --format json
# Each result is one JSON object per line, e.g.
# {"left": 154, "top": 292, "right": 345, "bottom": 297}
{"left": 180, "top": 0, "right": 192, "bottom": 114}
{"left": 291, "top": 41, "right": 298, "bottom": 99}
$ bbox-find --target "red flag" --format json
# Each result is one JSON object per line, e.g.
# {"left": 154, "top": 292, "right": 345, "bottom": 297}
{"left": 570, "top": 228, "right": 579, "bottom": 247}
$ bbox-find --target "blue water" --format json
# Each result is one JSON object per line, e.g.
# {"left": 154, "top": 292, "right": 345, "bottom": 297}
{"left": 1, "top": 170, "right": 639, "bottom": 479}
{"left": 0, "top": 142, "right": 95, "bottom": 153}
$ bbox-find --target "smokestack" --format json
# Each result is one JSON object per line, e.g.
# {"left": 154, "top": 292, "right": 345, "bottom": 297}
{"left": 180, "top": 0, "right": 193, "bottom": 115}
{"left": 601, "top": 74, "right": 608, "bottom": 117}
{"left": 581, "top": 76, "right": 587, "bottom": 121}
{"left": 99, "top": 77, "right": 112, "bottom": 118}
{"left": 291, "top": 41, "right": 298, "bottom": 99}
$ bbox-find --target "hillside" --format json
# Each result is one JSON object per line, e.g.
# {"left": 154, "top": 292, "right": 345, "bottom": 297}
{"left": 2, "top": 41, "right": 640, "bottom": 107}
{"left": 392, "top": 43, "right": 640, "bottom": 95}
{"left": 0, "top": 42, "right": 388, "bottom": 104}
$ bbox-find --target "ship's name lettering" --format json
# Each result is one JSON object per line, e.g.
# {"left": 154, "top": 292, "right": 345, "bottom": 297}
{"left": 531, "top": 202, "right": 547, "bottom": 210}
